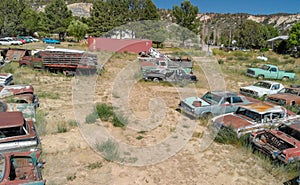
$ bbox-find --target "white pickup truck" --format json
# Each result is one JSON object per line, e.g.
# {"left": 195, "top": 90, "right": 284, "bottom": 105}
{"left": 240, "top": 80, "right": 284, "bottom": 98}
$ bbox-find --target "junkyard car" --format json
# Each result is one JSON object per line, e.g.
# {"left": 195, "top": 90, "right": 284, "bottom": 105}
{"left": 42, "top": 38, "right": 60, "bottom": 44}
{"left": 0, "top": 150, "right": 45, "bottom": 185}
{"left": 0, "top": 85, "right": 39, "bottom": 109}
{"left": 246, "top": 64, "right": 295, "bottom": 80}
{"left": 143, "top": 68, "right": 197, "bottom": 82}
{"left": 250, "top": 120, "right": 300, "bottom": 163}
{"left": 0, "top": 73, "right": 13, "bottom": 86}
{"left": 178, "top": 91, "right": 257, "bottom": 118}
{"left": 265, "top": 86, "right": 300, "bottom": 106}
{"left": 212, "top": 102, "right": 298, "bottom": 137}
{"left": 240, "top": 80, "right": 284, "bottom": 98}
{"left": 0, "top": 111, "right": 40, "bottom": 152}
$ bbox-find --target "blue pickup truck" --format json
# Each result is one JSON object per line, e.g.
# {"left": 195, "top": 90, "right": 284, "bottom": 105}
{"left": 246, "top": 64, "right": 295, "bottom": 81}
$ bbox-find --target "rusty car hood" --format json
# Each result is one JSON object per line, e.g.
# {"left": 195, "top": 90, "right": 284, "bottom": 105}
{"left": 268, "top": 93, "right": 300, "bottom": 101}
{"left": 214, "top": 114, "right": 252, "bottom": 129}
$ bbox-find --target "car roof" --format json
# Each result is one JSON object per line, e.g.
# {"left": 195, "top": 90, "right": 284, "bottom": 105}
{"left": 257, "top": 80, "right": 281, "bottom": 85}
{"left": 239, "top": 102, "right": 282, "bottom": 114}
{"left": 0, "top": 111, "right": 24, "bottom": 128}
{"left": 210, "top": 91, "right": 238, "bottom": 97}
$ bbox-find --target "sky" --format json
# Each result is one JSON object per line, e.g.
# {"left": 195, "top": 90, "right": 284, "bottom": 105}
{"left": 152, "top": 0, "right": 300, "bottom": 15}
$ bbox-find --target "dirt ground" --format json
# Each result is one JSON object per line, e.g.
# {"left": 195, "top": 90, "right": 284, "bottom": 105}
{"left": 11, "top": 43, "right": 295, "bottom": 185}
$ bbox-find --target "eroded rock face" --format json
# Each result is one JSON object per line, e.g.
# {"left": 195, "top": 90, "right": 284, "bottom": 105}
{"left": 67, "top": 3, "right": 93, "bottom": 18}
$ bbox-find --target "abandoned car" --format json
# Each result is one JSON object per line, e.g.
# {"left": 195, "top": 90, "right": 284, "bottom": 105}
{"left": 0, "top": 111, "right": 40, "bottom": 152}
{"left": 250, "top": 120, "right": 300, "bottom": 163}
{"left": 0, "top": 150, "right": 45, "bottom": 185}
{"left": 0, "top": 85, "right": 39, "bottom": 109}
{"left": 0, "top": 73, "right": 13, "bottom": 86}
{"left": 265, "top": 86, "right": 300, "bottom": 106}
{"left": 178, "top": 91, "right": 258, "bottom": 118}
{"left": 240, "top": 80, "right": 284, "bottom": 98}
{"left": 212, "top": 102, "right": 298, "bottom": 137}
{"left": 143, "top": 68, "right": 197, "bottom": 82}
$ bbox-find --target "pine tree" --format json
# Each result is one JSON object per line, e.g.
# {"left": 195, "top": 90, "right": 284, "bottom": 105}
{"left": 44, "top": 0, "right": 73, "bottom": 40}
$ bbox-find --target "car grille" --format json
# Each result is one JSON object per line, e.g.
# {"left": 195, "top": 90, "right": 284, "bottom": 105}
{"left": 266, "top": 97, "right": 285, "bottom": 105}
{"left": 240, "top": 88, "right": 255, "bottom": 96}
{"left": 247, "top": 69, "right": 255, "bottom": 75}
{"left": 179, "top": 101, "right": 193, "bottom": 113}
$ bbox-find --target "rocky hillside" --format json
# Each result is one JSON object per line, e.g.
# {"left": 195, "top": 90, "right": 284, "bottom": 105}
{"left": 34, "top": 2, "right": 300, "bottom": 33}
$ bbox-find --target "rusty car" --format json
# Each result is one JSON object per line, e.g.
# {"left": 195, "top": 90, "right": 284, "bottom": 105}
{"left": 0, "top": 111, "right": 40, "bottom": 152}
{"left": 178, "top": 91, "right": 259, "bottom": 118}
{"left": 265, "top": 86, "right": 300, "bottom": 106}
{"left": 0, "top": 150, "right": 45, "bottom": 185}
{"left": 249, "top": 119, "right": 300, "bottom": 163}
{"left": 212, "top": 102, "right": 299, "bottom": 137}
{"left": 0, "top": 85, "right": 39, "bottom": 109}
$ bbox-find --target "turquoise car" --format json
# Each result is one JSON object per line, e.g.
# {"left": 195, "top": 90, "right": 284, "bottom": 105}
{"left": 178, "top": 91, "right": 256, "bottom": 118}
{"left": 246, "top": 64, "right": 295, "bottom": 81}
{"left": 42, "top": 38, "right": 60, "bottom": 44}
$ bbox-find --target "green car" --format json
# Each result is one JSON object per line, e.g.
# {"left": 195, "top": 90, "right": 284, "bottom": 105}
{"left": 246, "top": 64, "right": 295, "bottom": 81}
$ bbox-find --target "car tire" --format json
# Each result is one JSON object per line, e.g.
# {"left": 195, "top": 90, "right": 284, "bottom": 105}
{"left": 257, "top": 75, "right": 264, "bottom": 80}
{"left": 282, "top": 76, "right": 289, "bottom": 81}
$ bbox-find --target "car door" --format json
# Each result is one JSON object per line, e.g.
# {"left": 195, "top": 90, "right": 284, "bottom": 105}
{"left": 269, "top": 84, "right": 281, "bottom": 95}
{"left": 224, "top": 96, "right": 245, "bottom": 113}
{"left": 268, "top": 67, "right": 278, "bottom": 79}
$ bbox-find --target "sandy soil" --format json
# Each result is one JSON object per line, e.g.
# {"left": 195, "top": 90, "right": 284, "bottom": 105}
{"left": 19, "top": 47, "right": 291, "bottom": 185}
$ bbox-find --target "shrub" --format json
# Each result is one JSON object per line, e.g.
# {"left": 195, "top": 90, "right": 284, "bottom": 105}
{"left": 87, "top": 162, "right": 103, "bottom": 170}
{"left": 57, "top": 123, "right": 68, "bottom": 133}
{"left": 96, "top": 139, "right": 120, "bottom": 161}
{"left": 112, "top": 114, "right": 127, "bottom": 128}
{"left": 218, "top": 59, "right": 225, "bottom": 64}
{"left": 96, "top": 103, "right": 113, "bottom": 121}
{"left": 85, "top": 111, "right": 98, "bottom": 124}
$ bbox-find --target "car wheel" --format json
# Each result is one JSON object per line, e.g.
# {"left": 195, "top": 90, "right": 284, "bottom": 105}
{"left": 282, "top": 76, "right": 289, "bottom": 81}
{"left": 257, "top": 75, "right": 264, "bottom": 80}
{"left": 153, "top": 78, "right": 160, "bottom": 83}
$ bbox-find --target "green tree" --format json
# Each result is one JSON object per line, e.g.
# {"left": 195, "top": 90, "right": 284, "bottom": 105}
{"left": 67, "top": 20, "right": 89, "bottom": 42}
{"left": 237, "top": 20, "right": 268, "bottom": 49}
{"left": 44, "top": 0, "right": 73, "bottom": 40}
{"left": 0, "top": 0, "right": 22, "bottom": 36}
{"left": 288, "top": 21, "right": 300, "bottom": 47}
{"left": 88, "top": 0, "right": 114, "bottom": 36}
{"left": 172, "top": 0, "right": 199, "bottom": 34}
{"left": 140, "top": 0, "right": 160, "bottom": 20}
{"left": 18, "top": 7, "right": 39, "bottom": 36}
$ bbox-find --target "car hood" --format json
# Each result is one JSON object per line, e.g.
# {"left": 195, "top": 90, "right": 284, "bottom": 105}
{"left": 213, "top": 114, "right": 252, "bottom": 129}
{"left": 241, "top": 85, "right": 269, "bottom": 93}
{"left": 181, "top": 97, "right": 211, "bottom": 107}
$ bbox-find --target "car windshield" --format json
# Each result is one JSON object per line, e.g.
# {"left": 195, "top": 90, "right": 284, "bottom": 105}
{"left": 278, "top": 125, "right": 300, "bottom": 141}
{"left": 236, "top": 107, "right": 262, "bottom": 122}
{"left": 202, "top": 92, "right": 222, "bottom": 104}
{"left": 253, "top": 82, "right": 271, "bottom": 89}
{"left": 0, "top": 155, "right": 5, "bottom": 182}
{"left": 279, "top": 88, "right": 299, "bottom": 95}
{"left": 260, "top": 65, "right": 270, "bottom": 70}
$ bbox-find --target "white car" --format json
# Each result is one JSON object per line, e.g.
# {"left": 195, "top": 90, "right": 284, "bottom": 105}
{"left": 240, "top": 80, "right": 284, "bottom": 98}
{"left": 0, "top": 38, "right": 12, "bottom": 46}
{"left": 3, "top": 37, "right": 22, "bottom": 45}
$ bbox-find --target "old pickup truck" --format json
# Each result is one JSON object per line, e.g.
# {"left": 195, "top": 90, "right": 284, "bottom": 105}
{"left": 212, "top": 102, "right": 299, "bottom": 137}
{"left": 246, "top": 64, "right": 295, "bottom": 81}
{"left": 240, "top": 80, "right": 284, "bottom": 98}
{"left": 250, "top": 119, "right": 300, "bottom": 163}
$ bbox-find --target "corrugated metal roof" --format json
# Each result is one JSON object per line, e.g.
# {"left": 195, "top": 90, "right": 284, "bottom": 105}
{"left": 267, "top": 35, "right": 289, "bottom": 42}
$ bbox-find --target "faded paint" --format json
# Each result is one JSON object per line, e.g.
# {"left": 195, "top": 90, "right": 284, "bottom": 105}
{"left": 239, "top": 102, "right": 282, "bottom": 114}
{"left": 0, "top": 111, "right": 24, "bottom": 128}
{"left": 6, "top": 103, "right": 36, "bottom": 121}
{"left": 0, "top": 150, "right": 45, "bottom": 185}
